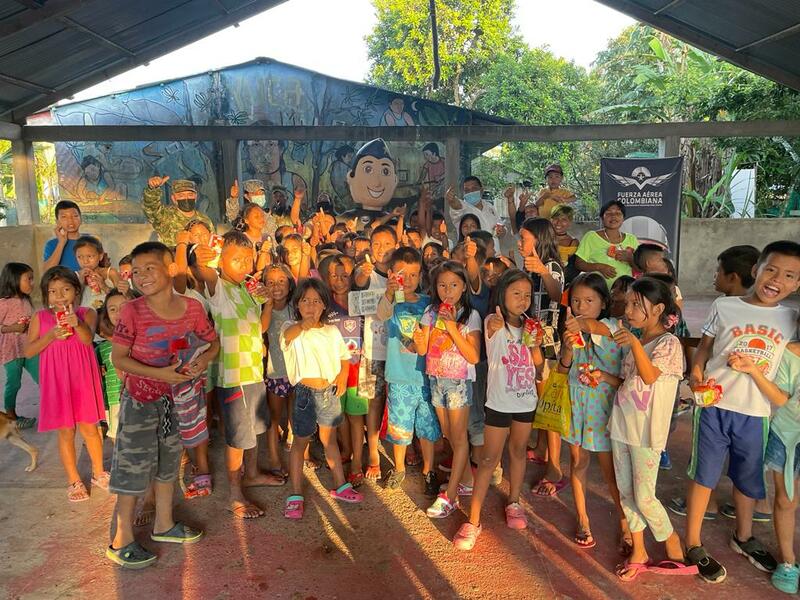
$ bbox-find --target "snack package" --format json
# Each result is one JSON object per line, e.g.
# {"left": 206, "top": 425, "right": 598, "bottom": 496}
{"left": 244, "top": 275, "right": 268, "bottom": 305}
{"left": 693, "top": 379, "right": 723, "bottom": 407}
{"left": 120, "top": 270, "right": 132, "bottom": 282}
{"left": 207, "top": 233, "right": 224, "bottom": 269}
{"left": 394, "top": 272, "right": 405, "bottom": 304}
{"left": 522, "top": 317, "right": 542, "bottom": 347}
{"left": 435, "top": 302, "right": 453, "bottom": 330}
{"left": 54, "top": 305, "right": 73, "bottom": 336}
{"left": 573, "top": 331, "right": 586, "bottom": 349}
{"left": 577, "top": 362, "right": 600, "bottom": 388}
{"left": 606, "top": 245, "right": 617, "bottom": 259}
{"left": 85, "top": 273, "right": 101, "bottom": 294}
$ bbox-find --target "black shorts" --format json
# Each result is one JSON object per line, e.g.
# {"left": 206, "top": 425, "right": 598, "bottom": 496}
{"left": 484, "top": 406, "right": 535, "bottom": 428}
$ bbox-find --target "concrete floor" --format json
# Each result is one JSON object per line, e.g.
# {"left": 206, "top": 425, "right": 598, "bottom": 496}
{"left": 0, "top": 297, "right": 792, "bottom": 599}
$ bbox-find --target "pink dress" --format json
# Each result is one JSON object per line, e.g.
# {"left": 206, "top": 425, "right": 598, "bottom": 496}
{"left": 37, "top": 307, "right": 105, "bottom": 432}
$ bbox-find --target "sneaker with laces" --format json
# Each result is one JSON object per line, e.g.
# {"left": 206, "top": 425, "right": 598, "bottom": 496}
{"left": 423, "top": 471, "right": 439, "bottom": 497}
{"left": 384, "top": 469, "right": 406, "bottom": 491}
{"left": 426, "top": 492, "right": 459, "bottom": 518}
{"left": 730, "top": 535, "right": 778, "bottom": 573}
{"left": 505, "top": 502, "right": 528, "bottom": 530}
{"left": 686, "top": 545, "right": 727, "bottom": 584}
{"left": 772, "top": 562, "right": 800, "bottom": 594}
{"left": 453, "top": 522, "right": 482, "bottom": 551}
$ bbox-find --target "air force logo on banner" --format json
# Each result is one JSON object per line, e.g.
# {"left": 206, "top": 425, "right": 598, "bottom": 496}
{"left": 607, "top": 166, "right": 676, "bottom": 191}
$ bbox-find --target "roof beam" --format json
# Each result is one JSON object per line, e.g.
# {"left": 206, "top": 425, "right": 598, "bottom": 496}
{"left": 57, "top": 16, "right": 139, "bottom": 59}
{"left": 3, "top": 0, "right": 288, "bottom": 122}
{"left": 0, "top": 121, "right": 22, "bottom": 139}
{"left": 20, "top": 120, "right": 800, "bottom": 143}
{"left": 736, "top": 22, "right": 800, "bottom": 52}
{"left": 594, "top": 0, "right": 800, "bottom": 91}
{"left": 0, "top": 72, "right": 55, "bottom": 94}
{"left": 653, "top": 0, "right": 686, "bottom": 16}
{"left": 0, "top": 0, "right": 95, "bottom": 37}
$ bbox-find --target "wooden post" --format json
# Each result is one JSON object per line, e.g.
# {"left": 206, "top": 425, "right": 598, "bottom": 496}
{"left": 11, "top": 139, "right": 39, "bottom": 225}
{"left": 658, "top": 136, "right": 680, "bottom": 157}
{"left": 445, "top": 137, "right": 460, "bottom": 196}
{"left": 219, "top": 139, "right": 239, "bottom": 221}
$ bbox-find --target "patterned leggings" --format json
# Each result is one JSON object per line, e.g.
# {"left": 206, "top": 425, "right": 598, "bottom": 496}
{"left": 611, "top": 440, "right": 674, "bottom": 541}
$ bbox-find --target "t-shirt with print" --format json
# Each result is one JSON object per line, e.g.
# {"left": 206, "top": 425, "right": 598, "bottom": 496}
{"left": 485, "top": 322, "right": 539, "bottom": 413}
{"left": 385, "top": 294, "right": 430, "bottom": 387}
{"left": 361, "top": 269, "right": 388, "bottom": 361}
{"left": 702, "top": 296, "right": 798, "bottom": 417}
{"left": 113, "top": 296, "right": 217, "bottom": 402}
{"left": 207, "top": 278, "right": 264, "bottom": 388}
{"left": 328, "top": 302, "right": 363, "bottom": 365}
{"left": 530, "top": 261, "right": 564, "bottom": 360}
{"left": 266, "top": 305, "right": 292, "bottom": 379}
{"left": 610, "top": 333, "right": 684, "bottom": 450}
{"left": 420, "top": 306, "right": 481, "bottom": 381}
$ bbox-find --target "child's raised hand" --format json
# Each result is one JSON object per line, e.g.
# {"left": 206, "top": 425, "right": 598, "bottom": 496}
{"left": 359, "top": 255, "right": 374, "bottom": 278}
{"left": 565, "top": 307, "right": 581, "bottom": 334}
{"left": 612, "top": 319, "right": 635, "bottom": 347}
{"left": 116, "top": 280, "right": 130, "bottom": 294}
{"left": 487, "top": 306, "right": 505, "bottom": 331}
{"left": 464, "top": 236, "right": 478, "bottom": 260}
{"left": 385, "top": 271, "right": 400, "bottom": 300}
{"left": 728, "top": 351, "right": 757, "bottom": 374}
{"left": 176, "top": 230, "right": 191, "bottom": 246}
{"left": 412, "top": 323, "right": 427, "bottom": 350}
{"left": 193, "top": 244, "right": 217, "bottom": 266}
{"left": 524, "top": 252, "right": 547, "bottom": 275}
{"left": 503, "top": 185, "right": 515, "bottom": 201}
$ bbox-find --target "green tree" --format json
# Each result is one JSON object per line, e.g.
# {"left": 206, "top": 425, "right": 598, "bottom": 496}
{"left": 366, "top": 0, "right": 521, "bottom": 107}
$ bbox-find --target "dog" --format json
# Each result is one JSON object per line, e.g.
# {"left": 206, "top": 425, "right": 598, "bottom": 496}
{"left": 0, "top": 411, "right": 38, "bottom": 472}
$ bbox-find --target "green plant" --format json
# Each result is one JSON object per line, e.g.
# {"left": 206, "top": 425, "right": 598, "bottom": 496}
{"left": 682, "top": 152, "right": 742, "bottom": 218}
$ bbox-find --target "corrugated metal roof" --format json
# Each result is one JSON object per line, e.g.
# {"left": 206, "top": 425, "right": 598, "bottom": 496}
{"left": 0, "top": 0, "right": 287, "bottom": 123}
{"left": 596, "top": 0, "right": 800, "bottom": 91}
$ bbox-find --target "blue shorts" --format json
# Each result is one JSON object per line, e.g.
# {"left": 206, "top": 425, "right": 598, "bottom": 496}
{"left": 386, "top": 384, "right": 442, "bottom": 445}
{"left": 765, "top": 430, "right": 800, "bottom": 479}
{"left": 292, "top": 384, "right": 343, "bottom": 438}
{"left": 429, "top": 376, "right": 472, "bottom": 410}
{"left": 688, "top": 406, "right": 768, "bottom": 499}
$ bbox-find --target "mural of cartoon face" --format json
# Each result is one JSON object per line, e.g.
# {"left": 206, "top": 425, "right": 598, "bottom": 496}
{"left": 346, "top": 138, "right": 398, "bottom": 211}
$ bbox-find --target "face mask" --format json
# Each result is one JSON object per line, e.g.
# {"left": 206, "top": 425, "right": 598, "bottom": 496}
{"left": 177, "top": 199, "right": 196, "bottom": 212}
{"left": 250, "top": 194, "right": 266, "bottom": 207}
{"left": 464, "top": 191, "right": 481, "bottom": 206}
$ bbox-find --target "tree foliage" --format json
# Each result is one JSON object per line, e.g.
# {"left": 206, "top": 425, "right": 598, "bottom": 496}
{"left": 366, "top": 0, "right": 520, "bottom": 107}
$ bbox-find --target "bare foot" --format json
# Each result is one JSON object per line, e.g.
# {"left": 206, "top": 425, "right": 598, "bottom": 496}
{"left": 134, "top": 502, "right": 156, "bottom": 527}
{"left": 619, "top": 519, "right": 633, "bottom": 556}
{"left": 229, "top": 499, "right": 264, "bottom": 519}
{"left": 242, "top": 472, "right": 285, "bottom": 487}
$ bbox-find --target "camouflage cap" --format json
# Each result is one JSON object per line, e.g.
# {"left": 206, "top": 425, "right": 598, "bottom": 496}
{"left": 172, "top": 179, "right": 197, "bottom": 194}
{"left": 243, "top": 179, "right": 266, "bottom": 194}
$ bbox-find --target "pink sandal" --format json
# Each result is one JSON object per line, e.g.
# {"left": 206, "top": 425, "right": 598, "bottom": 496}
{"left": 67, "top": 480, "right": 89, "bottom": 502}
{"left": 533, "top": 477, "right": 568, "bottom": 497}
{"left": 647, "top": 560, "right": 699, "bottom": 576}
{"left": 91, "top": 471, "right": 111, "bottom": 491}
{"left": 184, "top": 474, "right": 213, "bottom": 499}
{"left": 330, "top": 483, "right": 364, "bottom": 504}
{"left": 284, "top": 495, "right": 304, "bottom": 520}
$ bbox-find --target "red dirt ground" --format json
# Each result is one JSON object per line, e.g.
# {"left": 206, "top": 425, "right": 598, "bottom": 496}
{"left": 0, "top": 297, "right": 791, "bottom": 599}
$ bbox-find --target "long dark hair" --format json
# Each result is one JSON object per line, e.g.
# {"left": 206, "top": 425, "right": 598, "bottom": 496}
{"left": 489, "top": 269, "right": 532, "bottom": 324}
{"left": 98, "top": 289, "right": 124, "bottom": 338}
{"left": 40, "top": 266, "right": 82, "bottom": 305}
{"left": 521, "top": 218, "right": 562, "bottom": 267}
{"left": 430, "top": 260, "right": 472, "bottom": 326}
{"left": 457, "top": 214, "right": 481, "bottom": 242}
{"left": 630, "top": 276, "right": 680, "bottom": 331}
{"left": 567, "top": 272, "right": 611, "bottom": 320}
{"left": 0, "top": 262, "right": 33, "bottom": 300}
{"left": 232, "top": 202, "right": 264, "bottom": 233}
{"left": 290, "top": 277, "right": 332, "bottom": 324}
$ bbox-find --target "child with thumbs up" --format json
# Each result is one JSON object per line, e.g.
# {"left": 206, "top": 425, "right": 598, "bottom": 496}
{"left": 453, "top": 270, "right": 544, "bottom": 551}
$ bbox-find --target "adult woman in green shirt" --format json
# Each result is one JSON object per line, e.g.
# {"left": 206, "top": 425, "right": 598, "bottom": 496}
{"left": 575, "top": 200, "right": 638, "bottom": 287}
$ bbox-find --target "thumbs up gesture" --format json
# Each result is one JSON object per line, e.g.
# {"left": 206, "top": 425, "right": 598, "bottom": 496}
{"left": 487, "top": 305, "right": 505, "bottom": 335}
{"left": 612, "top": 319, "right": 635, "bottom": 347}
{"left": 229, "top": 179, "right": 239, "bottom": 199}
{"left": 524, "top": 247, "right": 546, "bottom": 275}
{"left": 565, "top": 307, "right": 581, "bottom": 334}
{"left": 412, "top": 323, "right": 428, "bottom": 353}
{"left": 148, "top": 175, "right": 169, "bottom": 189}
{"left": 464, "top": 235, "right": 478, "bottom": 260}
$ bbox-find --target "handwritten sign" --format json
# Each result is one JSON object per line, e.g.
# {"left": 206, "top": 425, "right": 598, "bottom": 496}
{"left": 348, "top": 289, "right": 386, "bottom": 316}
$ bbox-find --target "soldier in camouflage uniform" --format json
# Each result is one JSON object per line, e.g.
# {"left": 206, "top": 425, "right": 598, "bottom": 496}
{"left": 142, "top": 176, "right": 214, "bottom": 246}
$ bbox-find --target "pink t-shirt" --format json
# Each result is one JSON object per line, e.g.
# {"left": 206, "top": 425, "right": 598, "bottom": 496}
{"left": 113, "top": 295, "right": 216, "bottom": 402}
{"left": 0, "top": 297, "right": 34, "bottom": 364}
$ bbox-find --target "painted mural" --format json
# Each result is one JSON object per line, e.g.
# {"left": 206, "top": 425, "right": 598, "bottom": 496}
{"left": 46, "top": 58, "right": 504, "bottom": 223}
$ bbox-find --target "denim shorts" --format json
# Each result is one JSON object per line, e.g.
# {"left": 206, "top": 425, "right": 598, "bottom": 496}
{"left": 293, "top": 383, "right": 343, "bottom": 438}
{"left": 765, "top": 429, "right": 800, "bottom": 478}
{"left": 429, "top": 376, "right": 472, "bottom": 410}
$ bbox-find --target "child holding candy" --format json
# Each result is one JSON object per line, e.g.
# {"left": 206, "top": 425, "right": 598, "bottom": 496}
{"left": 74, "top": 235, "right": 118, "bottom": 311}
{"left": 558, "top": 272, "right": 630, "bottom": 553}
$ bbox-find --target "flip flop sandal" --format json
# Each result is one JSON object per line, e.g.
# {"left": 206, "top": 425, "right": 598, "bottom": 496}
{"left": 267, "top": 468, "right": 289, "bottom": 480}
{"left": 615, "top": 560, "right": 653, "bottom": 581}
{"left": 184, "top": 474, "right": 213, "bottom": 499}
{"left": 151, "top": 522, "right": 204, "bottom": 544}
{"left": 534, "top": 477, "right": 568, "bottom": 497}
{"left": 106, "top": 541, "right": 157, "bottom": 569}
{"left": 67, "top": 480, "right": 89, "bottom": 503}
{"left": 229, "top": 502, "right": 265, "bottom": 519}
{"left": 647, "top": 560, "right": 699, "bottom": 576}
{"left": 284, "top": 495, "right": 304, "bottom": 520}
{"left": 405, "top": 449, "right": 422, "bottom": 467}
{"left": 574, "top": 529, "right": 597, "bottom": 549}
{"left": 365, "top": 464, "right": 382, "bottom": 481}
{"left": 91, "top": 471, "right": 111, "bottom": 491}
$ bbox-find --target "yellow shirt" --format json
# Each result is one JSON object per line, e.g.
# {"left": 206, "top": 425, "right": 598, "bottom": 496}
{"left": 537, "top": 187, "right": 576, "bottom": 218}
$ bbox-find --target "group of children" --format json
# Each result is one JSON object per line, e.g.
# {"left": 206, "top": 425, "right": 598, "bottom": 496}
{"left": 1, "top": 196, "right": 800, "bottom": 594}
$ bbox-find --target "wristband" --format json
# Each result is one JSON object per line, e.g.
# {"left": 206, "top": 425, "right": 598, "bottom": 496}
{"left": 559, "top": 358, "right": 572, "bottom": 370}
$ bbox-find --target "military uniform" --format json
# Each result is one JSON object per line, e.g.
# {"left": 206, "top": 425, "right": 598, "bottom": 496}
{"left": 142, "top": 179, "right": 214, "bottom": 246}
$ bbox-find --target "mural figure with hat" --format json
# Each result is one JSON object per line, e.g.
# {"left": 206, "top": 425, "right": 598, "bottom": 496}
{"left": 535, "top": 163, "right": 577, "bottom": 219}
{"left": 338, "top": 138, "right": 398, "bottom": 231}
{"left": 142, "top": 176, "right": 214, "bottom": 246}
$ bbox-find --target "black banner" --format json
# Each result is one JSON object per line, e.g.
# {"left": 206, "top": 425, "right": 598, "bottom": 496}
{"left": 600, "top": 157, "right": 684, "bottom": 267}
